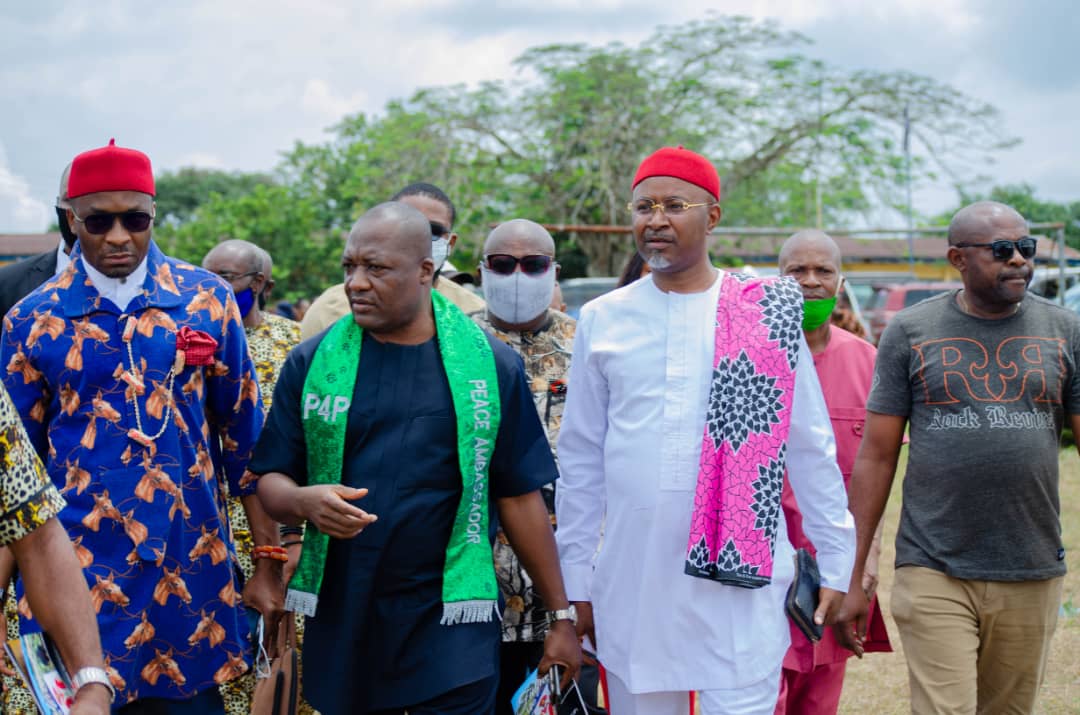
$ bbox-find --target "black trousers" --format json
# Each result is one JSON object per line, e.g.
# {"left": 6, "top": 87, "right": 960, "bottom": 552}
{"left": 370, "top": 672, "right": 499, "bottom": 715}
{"left": 495, "top": 641, "right": 545, "bottom": 715}
{"left": 116, "top": 687, "right": 225, "bottom": 715}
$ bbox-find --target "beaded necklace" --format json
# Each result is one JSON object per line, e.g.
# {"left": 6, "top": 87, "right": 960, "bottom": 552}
{"left": 121, "top": 315, "right": 178, "bottom": 448}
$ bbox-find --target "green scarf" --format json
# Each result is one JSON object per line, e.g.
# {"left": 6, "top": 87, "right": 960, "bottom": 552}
{"left": 286, "top": 291, "right": 501, "bottom": 625}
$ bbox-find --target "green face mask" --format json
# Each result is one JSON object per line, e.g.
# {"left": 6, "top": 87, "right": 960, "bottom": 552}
{"left": 802, "top": 295, "right": 837, "bottom": 331}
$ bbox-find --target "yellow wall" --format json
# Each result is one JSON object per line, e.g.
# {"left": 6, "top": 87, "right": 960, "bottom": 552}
{"left": 844, "top": 261, "right": 959, "bottom": 281}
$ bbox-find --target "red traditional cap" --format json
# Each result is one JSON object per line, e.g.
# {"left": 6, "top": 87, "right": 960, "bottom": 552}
{"left": 67, "top": 139, "right": 155, "bottom": 199}
{"left": 632, "top": 146, "right": 720, "bottom": 200}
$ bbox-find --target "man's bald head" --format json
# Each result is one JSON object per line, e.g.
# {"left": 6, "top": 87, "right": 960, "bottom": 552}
{"left": 947, "top": 200, "right": 1033, "bottom": 310}
{"left": 348, "top": 201, "right": 432, "bottom": 260}
{"left": 778, "top": 230, "right": 842, "bottom": 270}
{"left": 203, "top": 239, "right": 263, "bottom": 274}
{"left": 480, "top": 219, "right": 558, "bottom": 331}
{"left": 484, "top": 219, "right": 555, "bottom": 256}
{"left": 778, "top": 228, "right": 843, "bottom": 309}
{"left": 250, "top": 244, "right": 272, "bottom": 276}
{"left": 57, "top": 163, "right": 73, "bottom": 209}
{"left": 948, "top": 201, "right": 1027, "bottom": 246}
{"left": 202, "top": 239, "right": 274, "bottom": 323}
{"left": 342, "top": 202, "right": 436, "bottom": 338}
{"left": 56, "top": 162, "right": 77, "bottom": 248}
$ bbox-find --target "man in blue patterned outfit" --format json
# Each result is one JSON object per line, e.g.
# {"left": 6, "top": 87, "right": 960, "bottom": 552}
{"left": 0, "top": 139, "right": 283, "bottom": 714}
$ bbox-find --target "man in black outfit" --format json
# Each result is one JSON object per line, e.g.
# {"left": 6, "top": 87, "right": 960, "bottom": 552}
{"left": 0, "top": 164, "right": 77, "bottom": 318}
{"left": 251, "top": 202, "right": 581, "bottom": 714}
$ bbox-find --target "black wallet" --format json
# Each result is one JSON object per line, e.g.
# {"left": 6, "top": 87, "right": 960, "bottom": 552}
{"left": 785, "top": 548, "right": 823, "bottom": 643}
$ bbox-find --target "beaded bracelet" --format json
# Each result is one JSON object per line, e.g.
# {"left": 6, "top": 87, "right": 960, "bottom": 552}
{"left": 252, "top": 545, "right": 289, "bottom": 562}
{"left": 253, "top": 552, "right": 288, "bottom": 562}
{"left": 252, "top": 548, "right": 287, "bottom": 561}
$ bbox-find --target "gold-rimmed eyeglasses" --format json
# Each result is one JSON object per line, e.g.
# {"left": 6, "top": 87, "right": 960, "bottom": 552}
{"left": 626, "top": 198, "right": 716, "bottom": 217}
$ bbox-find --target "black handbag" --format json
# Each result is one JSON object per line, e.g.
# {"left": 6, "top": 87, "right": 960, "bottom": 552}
{"left": 550, "top": 664, "right": 605, "bottom": 715}
{"left": 784, "top": 548, "right": 823, "bottom": 643}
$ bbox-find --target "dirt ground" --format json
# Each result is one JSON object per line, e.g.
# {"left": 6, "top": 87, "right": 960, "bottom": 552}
{"left": 837, "top": 448, "right": 1080, "bottom": 714}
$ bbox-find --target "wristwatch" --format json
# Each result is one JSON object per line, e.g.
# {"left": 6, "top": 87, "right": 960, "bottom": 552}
{"left": 546, "top": 604, "right": 577, "bottom": 626}
{"left": 72, "top": 666, "right": 116, "bottom": 704}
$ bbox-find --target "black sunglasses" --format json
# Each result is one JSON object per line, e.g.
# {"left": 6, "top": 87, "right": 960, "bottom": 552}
{"left": 430, "top": 222, "right": 451, "bottom": 238}
{"left": 953, "top": 237, "right": 1037, "bottom": 261}
{"left": 484, "top": 254, "right": 553, "bottom": 276}
{"left": 71, "top": 210, "right": 154, "bottom": 235}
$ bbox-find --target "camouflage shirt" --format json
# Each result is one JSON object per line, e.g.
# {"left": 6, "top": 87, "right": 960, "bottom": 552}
{"left": 469, "top": 309, "right": 575, "bottom": 642}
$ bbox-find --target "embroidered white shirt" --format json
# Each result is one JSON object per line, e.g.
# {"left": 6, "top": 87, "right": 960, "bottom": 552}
{"left": 555, "top": 271, "right": 855, "bottom": 693}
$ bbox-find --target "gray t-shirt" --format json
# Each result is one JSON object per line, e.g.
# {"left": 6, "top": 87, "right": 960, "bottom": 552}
{"left": 868, "top": 291, "right": 1080, "bottom": 581}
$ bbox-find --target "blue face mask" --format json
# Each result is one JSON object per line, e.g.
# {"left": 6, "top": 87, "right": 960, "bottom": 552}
{"left": 234, "top": 287, "right": 255, "bottom": 318}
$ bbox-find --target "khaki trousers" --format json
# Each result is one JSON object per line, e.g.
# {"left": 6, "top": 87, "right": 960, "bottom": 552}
{"left": 891, "top": 565, "right": 1063, "bottom": 715}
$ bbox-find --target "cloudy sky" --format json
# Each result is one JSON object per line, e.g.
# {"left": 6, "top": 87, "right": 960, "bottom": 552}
{"left": 2, "top": 0, "right": 1077, "bottom": 231}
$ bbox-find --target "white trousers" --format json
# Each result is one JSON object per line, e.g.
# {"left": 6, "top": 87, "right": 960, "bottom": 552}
{"left": 605, "top": 666, "right": 782, "bottom": 715}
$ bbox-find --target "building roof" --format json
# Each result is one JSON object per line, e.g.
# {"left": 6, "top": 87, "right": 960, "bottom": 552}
{"left": 0, "top": 233, "right": 60, "bottom": 263}
{"left": 537, "top": 222, "right": 1079, "bottom": 265}
{"left": 707, "top": 233, "right": 1080, "bottom": 264}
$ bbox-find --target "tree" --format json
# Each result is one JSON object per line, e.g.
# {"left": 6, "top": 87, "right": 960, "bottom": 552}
{"left": 939, "top": 183, "right": 1080, "bottom": 248}
{"left": 154, "top": 168, "right": 275, "bottom": 226}
{"left": 156, "top": 184, "right": 338, "bottom": 302}
{"left": 168, "top": 15, "right": 1018, "bottom": 280}
{"left": 396, "top": 16, "right": 1016, "bottom": 273}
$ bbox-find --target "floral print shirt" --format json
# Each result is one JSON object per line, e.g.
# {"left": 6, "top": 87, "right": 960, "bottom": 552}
{"left": 246, "top": 313, "right": 301, "bottom": 411}
{"left": 1, "top": 241, "right": 264, "bottom": 706}
{"left": 470, "top": 309, "right": 575, "bottom": 642}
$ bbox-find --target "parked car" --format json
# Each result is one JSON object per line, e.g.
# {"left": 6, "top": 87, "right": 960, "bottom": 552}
{"left": 863, "top": 281, "right": 962, "bottom": 344}
{"left": 1028, "top": 266, "right": 1080, "bottom": 301}
{"left": 844, "top": 272, "right": 919, "bottom": 313}
{"left": 1064, "top": 283, "right": 1080, "bottom": 313}
{"left": 560, "top": 277, "right": 620, "bottom": 319}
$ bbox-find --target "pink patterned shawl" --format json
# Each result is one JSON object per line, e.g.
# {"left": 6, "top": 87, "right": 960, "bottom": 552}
{"left": 684, "top": 273, "right": 804, "bottom": 588}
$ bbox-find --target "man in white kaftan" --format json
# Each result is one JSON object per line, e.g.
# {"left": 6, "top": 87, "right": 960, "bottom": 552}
{"left": 556, "top": 147, "right": 855, "bottom": 715}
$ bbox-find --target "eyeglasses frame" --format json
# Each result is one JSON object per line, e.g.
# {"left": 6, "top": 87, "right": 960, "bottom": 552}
{"left": 69, "top": 208, "right": 156, "bottom": 235}
{"left": 952, "top": 236, "right": 1038, "bottom": 261}
{"left": 626, "top": 199, "right": 717, "bottom": 217}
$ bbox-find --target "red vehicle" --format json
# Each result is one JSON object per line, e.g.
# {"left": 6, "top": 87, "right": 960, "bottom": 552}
{"left": 863, "top": 281, "right": 962, "bottom": 344}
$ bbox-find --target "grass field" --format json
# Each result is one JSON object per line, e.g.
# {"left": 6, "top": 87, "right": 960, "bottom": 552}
{"left": 837, "top": 448, "right": 1080, "bottom": 714}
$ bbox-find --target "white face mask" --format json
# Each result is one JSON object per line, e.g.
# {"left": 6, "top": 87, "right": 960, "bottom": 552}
{"left": 481, "top": 265, "right": 555, "bottom": 325}
{"left": 431, "top": 237, "right": 451, "bottom": 271}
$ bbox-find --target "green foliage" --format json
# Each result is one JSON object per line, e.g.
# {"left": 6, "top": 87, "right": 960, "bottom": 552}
{"left": 937, "top": 183, "right": 1080, "bottom": 248}
{"left": 156, "top": 185, "right": 339, "bottom": 302}
{"left": 162, "top": 15, "right": 1018, "bottom": 283}
{"left": 154, "top": 168, "right": 275, "bottom": 226}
